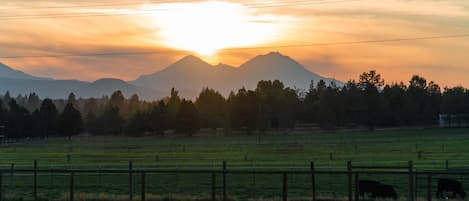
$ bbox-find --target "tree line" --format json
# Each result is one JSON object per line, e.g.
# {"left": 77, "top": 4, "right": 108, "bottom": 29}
{"left": 0, "top": 70, "right": 467, "bottom": 138}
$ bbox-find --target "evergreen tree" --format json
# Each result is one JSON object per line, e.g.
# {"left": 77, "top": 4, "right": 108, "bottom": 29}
{"left": 67, "top": 93, "right": 77, "bottom": 106}
{"left": 38, "top": 99, "right": 59, "bottom": 136}
{"left": 58, "top": 103, "right": 83, "bottom": 139}
{"left": 0, "top": 99, "right": 6, "bottom": 127}
{"left": 99, "top": 105, "right": 124, "bottom": 135}
{"left": 109, "top": 90, "right": 125, "bottom": 109}
{"left": 175, "top": 100, "right": 199, "bottom": 136}
{"left": 166, "top": 88, "right": 181, "bottom": 130}
{"left": 26, "top": 93, "right": 41, "bottom": 112}
{"left": 150, "top": 101, "right": 167, "bottom": 135}
{"left": 358, "top": 70, "right": 385, "bottom": 130}
{"left": 228, "top": 88, "right": 259, "bottom": 134}
{"left": 195, "top": 88, "right": 226, "bottom": 132}
{"left": 7, "top": 99, "right": 32, "bottom": 138}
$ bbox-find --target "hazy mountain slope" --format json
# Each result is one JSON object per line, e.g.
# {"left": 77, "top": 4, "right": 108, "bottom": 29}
{"left": 77, "top": 78, "right": 163, "bottom": 99}
{"left": 0, "top": 62, "right": 51, "bottom": 80}
{"left": 235, "top": 52, "right": 334, "bottom": 90}
{"left": 0, "top": 52, "right": 340, "bottom": 100}
{"left": 0, "top": 62, "right": 163, "bottom": 99}
{"left": 132, "top": 52, "right": 339, "bottom": 97}
{"left": 0, "top": 77, "right": 87, "bottom": 98}
{"left": 132, "top": 55, "right": 237, "bottom": 97}
{"left": 0, "top": 77, "right": 163, "bottom": 100}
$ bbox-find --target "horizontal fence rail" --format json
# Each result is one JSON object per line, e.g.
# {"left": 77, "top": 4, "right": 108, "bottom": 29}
{"left": 1, "top": 160, "right": 469, "bottom": 201}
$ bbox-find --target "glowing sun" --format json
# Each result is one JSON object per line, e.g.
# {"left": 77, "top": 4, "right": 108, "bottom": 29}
{"left": 147, "top": 1, "right": 287, "bottom": 56}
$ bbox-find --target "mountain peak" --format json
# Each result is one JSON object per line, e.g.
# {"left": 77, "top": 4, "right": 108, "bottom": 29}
{"left": 178, "top": 54, "right": 206, "bottom": 63}
{"left": 265, "top": 51, "right": 284, "bottom": 57}
{"left": 92, "top": 78, "right": 127, "bottom": 85}
{"left": 239, "top": 51, "right": 300, "bottom": 70}
{"left": 131, "top": 52, "right": 340, "bottom": 98}
{"left": 244, "top": 52, "right": 293, "bottom": 65}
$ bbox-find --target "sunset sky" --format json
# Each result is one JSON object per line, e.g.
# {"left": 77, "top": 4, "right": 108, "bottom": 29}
{"left": 1, "top": 0, "right": 469, "bottom": 87}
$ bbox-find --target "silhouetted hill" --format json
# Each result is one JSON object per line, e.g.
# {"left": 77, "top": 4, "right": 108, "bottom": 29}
{"left": 0, "top": 77, "right": 87, "bottom": 98}
{"left": 0, "top": 63, "right": 163, "bottom": 100}
{"left": 0, "top": 62, "right": 51, "bottom": 80}
{"left": 132, "top": 55, "right": 237, "bottom": 97}
{"left": 0, "top": 52, "right": 340, "bottom": 100}
{"left": 78, "top": 78, "right": 162, "bottom": 99}
{"left": 236, "top": 52, "right": 336, "bottom": 90}
{"left": 132, "top": 52, "right": 340, "bottom": 97}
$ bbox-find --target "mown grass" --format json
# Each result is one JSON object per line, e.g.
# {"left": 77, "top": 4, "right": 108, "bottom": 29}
{"left": 1, "top": 128, "right": 469, "bottom": 200}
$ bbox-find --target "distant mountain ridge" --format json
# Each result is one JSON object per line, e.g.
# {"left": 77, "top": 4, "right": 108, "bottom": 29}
{"left": 0, "top": 77, "right": 163, "bottom": 100}
{"left": 0, "top": 62, "right": 51, "bottom": 80}
{"left": 132, "top": 52, "right": 339, "bottom": 97}
{"left": 0, "top": 52, "right": 340, "bottom": 99}
{"left": 0, "top": 63, "right": 162, "bottom": 100}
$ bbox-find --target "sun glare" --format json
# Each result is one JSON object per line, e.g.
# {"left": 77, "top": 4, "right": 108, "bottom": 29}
{"left": 145, "top": 1, "right": 287, "bottom": 56}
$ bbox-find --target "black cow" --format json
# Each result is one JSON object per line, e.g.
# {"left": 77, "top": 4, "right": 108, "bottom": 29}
{"left": 436, "top": 178, "right": 466, "bottom": 199}
{"left": 359, "top": 180, "right": 398, "bottom": 200}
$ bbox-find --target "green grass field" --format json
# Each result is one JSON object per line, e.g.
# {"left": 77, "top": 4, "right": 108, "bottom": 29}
{"left": 2, "top": 128, "right": 469, "bottom": 201}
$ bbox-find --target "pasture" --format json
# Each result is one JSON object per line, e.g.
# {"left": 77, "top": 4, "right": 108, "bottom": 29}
{"left": 1, "top": 128, "right": 469, "bottom": 201}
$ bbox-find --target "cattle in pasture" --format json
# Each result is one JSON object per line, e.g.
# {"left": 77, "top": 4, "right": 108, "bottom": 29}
{"left": 436, "top": 178, "right": 466, "bottom": 199}
{"left": 359, "top": 180, "right": 398, "bottom": 199}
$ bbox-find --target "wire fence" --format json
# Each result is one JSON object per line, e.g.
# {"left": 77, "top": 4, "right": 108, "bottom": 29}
{"left": 2, "top": 160, "right": 469, "bottom": 201}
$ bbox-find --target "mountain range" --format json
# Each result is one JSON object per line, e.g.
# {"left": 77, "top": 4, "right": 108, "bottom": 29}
{"left": 0, "top": 52, "right": 339, "bottom": 100}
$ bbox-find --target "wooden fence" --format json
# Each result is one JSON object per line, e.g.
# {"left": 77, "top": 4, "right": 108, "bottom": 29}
{"left": 1, "top": 160, "right": 469, "bottom": 201}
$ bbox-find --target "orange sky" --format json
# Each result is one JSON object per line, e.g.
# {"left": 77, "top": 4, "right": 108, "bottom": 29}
{"left": 1, "top": 0, "right": 469, "bottom": 87}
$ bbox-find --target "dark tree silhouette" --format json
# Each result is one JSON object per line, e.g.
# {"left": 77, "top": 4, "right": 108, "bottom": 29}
{"left": 1, "top": 71, "right": 468, "bottom": 138}
{"left": 6, "top": 99, "right": 32, "bottom": 138}
{"left": 359, "top": 70, "right": 385, "bottom": 130}
{"left": 38, "top": 98, "right": 59, "bottom": 136}
{"left": 317, "top": 83, "right": 345, "bottom": 129}
{"left": 109, "top": 90, "right": 125, "bottom": 111}
{"left": 99, "top": 106, "right": 124, "bottom": 135}
{"left": 228, "top": 88, "right": 259, "bottom": 134}
{"left": 67, "top": 93, "right": 77, "bottom": 106}
{"left": 196, "top": 88, "right": 226, "bottom": 132}
{"left": 166, "top": 88, "right": 181, "bottom": 130}
{"left": 175, "top": 100, "right": 199, "bottom": 135}
{"left": 26, "top": 93, "right": 41, "bottom": 112}
{"left": 58, "top": 103, "right": 83, "bottom": 139}
{"left": 0, "top": 100, "right": 6, "bottom": 127}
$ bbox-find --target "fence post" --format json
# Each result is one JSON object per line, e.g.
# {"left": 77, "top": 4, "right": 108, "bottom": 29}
{"left": 415, "top": 170, "right": 418, "bottom": 199}
{"left": 408, "top": 161, "right": 414, "bottom": 201}
{"left": 211, "top": 171, "right": 216, "bottom": 201}
{"left": 222, "top": 161, "right": 227, "bottom": 201}
{"left": 34, "top": 160, "right": 37, "bottom": 201}
{"left": 283, "top": 172, "right": 288, "bottom": 201}
{"left": 129, "top": 160, "right": 133, "bottom": 201}
{"left": 355, "top": 173, "right": 359, "bottom": 201}
{"left": 427, "top": 173, "right": 431, "bottom": 201}
{"left": 70, "top": 172, "right": 74, "bottom": 201}
{"left": 0, "top": 171, "right": 3, "bottom": 201}
{"left": 141, "top": 172, "right": 145, "bottom": 201}
{"left": 310, "top": 161, "right": 316, "bottom": 201}
{"left": 347, "top": 161, "right": 352, "bottom": 201}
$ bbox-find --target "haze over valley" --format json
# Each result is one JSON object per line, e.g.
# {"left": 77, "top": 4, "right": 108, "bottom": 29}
{"left": 0, "top": 52, "right": 336, "bottom": 99}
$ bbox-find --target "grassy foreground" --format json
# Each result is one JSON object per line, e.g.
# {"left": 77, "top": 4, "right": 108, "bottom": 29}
{"left": 1, "top": 128, "right": 469, "bottom": 200}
